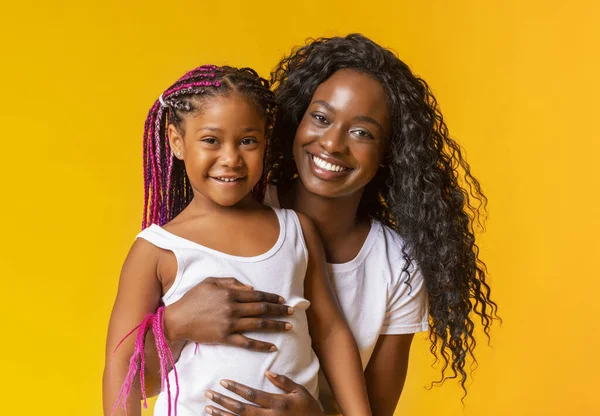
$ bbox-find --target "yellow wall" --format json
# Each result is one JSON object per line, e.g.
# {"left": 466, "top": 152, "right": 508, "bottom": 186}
{"left": 1, "top": 1, "right": 597, "bottom": 415}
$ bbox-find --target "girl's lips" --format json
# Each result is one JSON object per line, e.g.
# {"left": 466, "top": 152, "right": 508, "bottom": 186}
{"left": 209, "top": 176, "right": 246, "bottom": 186}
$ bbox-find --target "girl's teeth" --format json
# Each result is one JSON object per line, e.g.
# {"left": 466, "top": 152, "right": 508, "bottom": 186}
{"left": 313, "top": 156, "right": 347, "bottom": 172}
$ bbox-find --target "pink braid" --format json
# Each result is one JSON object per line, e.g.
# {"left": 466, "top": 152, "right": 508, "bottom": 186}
{"left": 142, "top": 101, "right": 160, "bottom": 229}
{"left": 153, "top": 306, "right": 180, "bottom": 416}
{"left": 152, "top": 107, "right": 165, "bottom": 225}
{"left": 111, "top": 306, "right": 180, "bottom": 416}
{"left": 111, "top": 312, "right": 155, "bottom": 414}
{"left": 145, "top": 102, "right": 159, "bottom": 228}
{"left": 164, "top": 112, "right": 174, "bottom": 222}
{"left": 164, "top": 81, "right": 221, "bottom": 98}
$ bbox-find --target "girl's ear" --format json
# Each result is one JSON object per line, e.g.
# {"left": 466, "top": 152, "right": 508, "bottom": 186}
{"left": 168, "top": 124, "right": 184, "bottom": 159}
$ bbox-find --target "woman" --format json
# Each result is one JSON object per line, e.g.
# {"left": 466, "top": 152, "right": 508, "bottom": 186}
{"left": 145, "top": 33, "right": 498, "bottom": 416}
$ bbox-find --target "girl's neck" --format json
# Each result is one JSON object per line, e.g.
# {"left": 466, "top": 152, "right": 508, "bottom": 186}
{"left": 188, "top": 192, "right": 262, "bottom": 216}
{"left": 283, "top": 180, "right": 366, "bottom": 252}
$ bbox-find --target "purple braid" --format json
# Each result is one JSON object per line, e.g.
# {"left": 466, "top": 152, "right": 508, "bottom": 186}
{"left": 141, "top": 65, "right": 277, "bottom": 229}
{"left": 142, "top": 105, "right": 152, "bottom": 228}
{"left": 164, "top": 111, "right": 174, "bottom": 224}
{"left": 153, "top": 106, "right": 164, "bottom": 224}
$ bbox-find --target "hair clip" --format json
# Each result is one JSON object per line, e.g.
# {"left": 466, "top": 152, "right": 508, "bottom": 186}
{"left": 159, "top": 93, "right": 168, "bottom": 108}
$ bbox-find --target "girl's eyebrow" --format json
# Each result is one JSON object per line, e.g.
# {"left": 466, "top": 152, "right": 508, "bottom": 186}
{"left": 196, "top": 126, "right": 262, "bottom": 133}
{"left": 242, "top": 127, "right": 263, "bottom": 133}
{"left": 197, "top": 126, "right": 223, "bottom": 132}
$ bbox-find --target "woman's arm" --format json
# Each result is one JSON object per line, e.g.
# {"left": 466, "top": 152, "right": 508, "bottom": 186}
{"left": 298, "top": 213, "right": 372, "bottom": 416}
{"left": 364, "top": 334, "right": 414, "bottom": 416}
{"left": 102, "top": 239, "right": 163, "bottom": 416}
{"left": 205, "top": 372, "right": 325, "bottom": 416}
{"left": 143, "top": 278, "right": 295, "bottom": 397}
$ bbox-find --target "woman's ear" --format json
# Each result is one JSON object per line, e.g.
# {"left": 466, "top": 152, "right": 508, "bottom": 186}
{"left": 168, "top": 124, "right": 184, "bottom": 159}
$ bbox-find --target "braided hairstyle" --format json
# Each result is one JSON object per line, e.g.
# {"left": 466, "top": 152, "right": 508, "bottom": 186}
{"left": 269, "top": 34, "right": 499, "bottom": 394}
{"left": 142, "top": 65, "right": 276, "bottom": 229}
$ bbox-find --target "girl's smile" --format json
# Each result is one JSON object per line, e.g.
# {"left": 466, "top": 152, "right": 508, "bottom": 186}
{"left": 209, "top": 175, "right": 246, "bottom": 185}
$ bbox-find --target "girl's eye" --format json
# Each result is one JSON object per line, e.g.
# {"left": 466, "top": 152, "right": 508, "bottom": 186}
{"left": 201, "top": 137, "right": 218, "bottom": 145}
{"left": 312, "top": 113, "right": 329, "bottom": 125}
{"left": 351, "top": 129, "right": 374, "bottom": 139}
{"left": 240, "top": 137, "right": 258, "bottom": 146}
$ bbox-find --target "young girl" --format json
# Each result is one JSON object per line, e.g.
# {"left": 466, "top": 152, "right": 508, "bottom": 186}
{"left": 102, "top": 65, "right": 373, "bottom": 416}
{"left": 140, "top": 35, "right": 499, "bottom": 416}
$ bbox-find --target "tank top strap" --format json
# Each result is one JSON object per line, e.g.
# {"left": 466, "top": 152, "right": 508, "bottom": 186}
{"left": 136, "top": 224, "right": 189, "bottom": 252}
{"left": 273, "top": 208, "right": 309, "bottom": 263}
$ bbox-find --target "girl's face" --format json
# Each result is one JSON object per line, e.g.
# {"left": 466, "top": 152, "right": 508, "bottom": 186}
{"left": 168, "top": 94, "right": 266, "bottom": 208}
{"left": 293, "top": 69, "right": 391, "bottom": 199}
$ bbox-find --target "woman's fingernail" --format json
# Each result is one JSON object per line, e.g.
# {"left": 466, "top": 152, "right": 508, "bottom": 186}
{"left": 285, "top": 323, "right": 292, "bottom": 330}
{"left": 269, "top": 345, "right": 278, "bottom": 352}
{"left": 278, "top": 296, "right": 285, "bottom": 304}
{"left": 205, "top": 391, "right": 213, "bottom": 400}
{"left": 266, "top": 370, "right": 277, "bottom": 377}
{"left": 205, "top": 407, "right": 213, "bottom": 415}
{"left": 287, "top": 307, "right": 294, "bottom": 315}
{"left": 220, "top": 380, "right": 229, "bottom": 388}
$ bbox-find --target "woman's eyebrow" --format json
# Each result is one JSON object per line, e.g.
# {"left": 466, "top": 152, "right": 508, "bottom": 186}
{"left": 312, "top": 100, "right": 336, "bottom": 113}
{"left": 312, "top": 99, "right": 384, "bottom": 133}
{"left": 353, "top": 115, "right": 384, "bottom": 133}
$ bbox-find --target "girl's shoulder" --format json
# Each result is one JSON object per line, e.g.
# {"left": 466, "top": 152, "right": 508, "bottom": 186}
{"left": 134, "top": 224, "right": 196, "bottom": 258}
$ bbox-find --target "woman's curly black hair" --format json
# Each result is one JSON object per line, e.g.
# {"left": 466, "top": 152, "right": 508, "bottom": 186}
{"left": 268, "top": 33, "right": 499, "bottom": 395}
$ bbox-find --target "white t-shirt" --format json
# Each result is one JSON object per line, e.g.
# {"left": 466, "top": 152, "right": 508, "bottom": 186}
{"left": 139, "top": 208, "right": 320, "bottom": 416}
{"left": 264, "top": 185, "right": 429, "bottom": 410}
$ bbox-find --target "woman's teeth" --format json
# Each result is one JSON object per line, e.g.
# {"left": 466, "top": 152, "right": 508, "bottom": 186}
{"left": 216, "top": 177, "right": 240, "bottom": 182}
{"left": 312, "top": 155, "right": 349, "bottom": 172}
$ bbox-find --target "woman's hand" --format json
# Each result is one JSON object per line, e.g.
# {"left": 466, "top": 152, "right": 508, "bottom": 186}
{"left": 165, "top": 277, "right": 294, "bottom": 351}
{"left": 205, "top": 372, "right": 325, "bottom": 416}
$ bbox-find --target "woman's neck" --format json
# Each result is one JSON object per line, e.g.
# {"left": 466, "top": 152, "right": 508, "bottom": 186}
{"left": 281, "top": 180, "right": 369, "bottom": 263}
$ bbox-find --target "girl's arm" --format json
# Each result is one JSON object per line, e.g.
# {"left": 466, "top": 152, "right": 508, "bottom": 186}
{"left": 364, "top": 334, "right": 414, "bottom": 416}
{"left": 102, "top": 239, "right": 163, "bottom": 416}
{"left": 298, "top": 213, "right": 372, "bottom": 416}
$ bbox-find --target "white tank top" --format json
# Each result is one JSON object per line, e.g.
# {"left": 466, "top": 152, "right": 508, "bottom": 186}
{"left": 138, "top": 207, "right": 320, "bottom": 416}
{"left": 264, "top": 184, "right": 429, "bottom": 414}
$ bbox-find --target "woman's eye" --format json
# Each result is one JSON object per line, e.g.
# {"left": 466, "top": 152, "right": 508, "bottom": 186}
{"left": 312, "top": 113, "right": 329, "bottom": 125}
{"left": 240, "top": 137, "right": 258, "bottom": 146}
{"left": 201, "top": 138, "right": 218, "bottom": 145}
{"left": 351, "top": 129, "right": 374, "bottom": 139}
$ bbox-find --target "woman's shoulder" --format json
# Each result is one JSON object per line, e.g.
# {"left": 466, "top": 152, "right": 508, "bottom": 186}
{"left": 368, "top": 220, "right": 423, "bottom": 279}
{"left": 370, "top": 219, "right": 407, "bottom": 251}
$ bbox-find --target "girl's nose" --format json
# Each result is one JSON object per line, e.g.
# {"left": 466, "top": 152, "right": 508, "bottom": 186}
{"left": 219, "top": 144, "right": 243, "bottom": 167}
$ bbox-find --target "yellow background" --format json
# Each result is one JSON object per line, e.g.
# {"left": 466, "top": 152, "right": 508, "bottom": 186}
{"left": 1, "top": 1, "right": 598, "bottom": 415}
